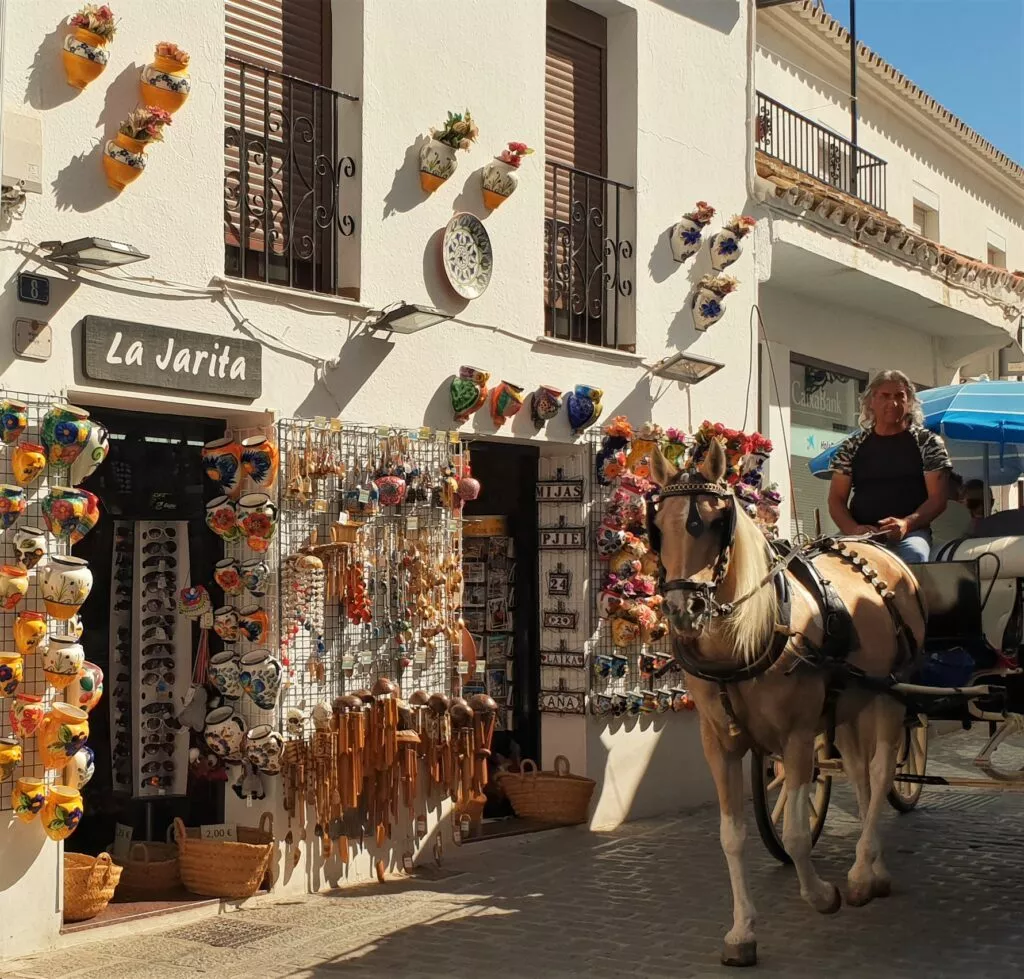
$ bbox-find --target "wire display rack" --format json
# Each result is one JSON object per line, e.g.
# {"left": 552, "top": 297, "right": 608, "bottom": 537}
{"left": 275, "top": 419, "right": 465, "bottom": 736}
{"left": 0, "top": 390, "right": 78, "bottom": 811}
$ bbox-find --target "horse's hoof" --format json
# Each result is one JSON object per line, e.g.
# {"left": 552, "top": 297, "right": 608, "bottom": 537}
{"left": 872, "top": 877, "right": 892, "bottom": 899}
{"left": 847, "top": 883, "right": 873, "bottom": 908}
{"left": 721, "top": 941, "right": 758, "bottom": 967}
{"left": 818, "top": 883, "right": 842, "bottom": 914}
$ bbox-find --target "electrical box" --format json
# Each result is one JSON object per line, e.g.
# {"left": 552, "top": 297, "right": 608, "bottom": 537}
{"left": 2, "top": 111, "right": 43, "bottom": 195}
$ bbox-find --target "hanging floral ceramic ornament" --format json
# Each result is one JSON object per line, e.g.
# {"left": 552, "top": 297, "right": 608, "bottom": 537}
{"left": 62, "top": 4, "right": 117, "bottom": 90}
{"left": 481, "top": 141, "right": 533, "bottom": 209}
{"left": 529, "top": 385, "right": 562, "bottom": 430}
{"left": 625, "top": 423, "right": 664, "bottom": 478}
{"left": 489, "top": 381, "right": 525, "bottom": 428}
{"left": 178, "top": 584, "right": 213, "bottom": 629}
{"left": 566, "top": 385, "right": 603, "bottom": 436}
{"left": 450, "top": 366, "right": 490, "bottom": 423}
{"left": 456, "top": 463, "right": 481, "bottom": 502}
{"left": 140, "top": 42, "right": 191, "bottom": 114}
{"left": 420, "top": 109, "right": 478, "bottom": 193}
{"left": 670, "top": 201, "right": 716, "bottom": 263}
{"left": 691, "top": 274, "right": 738, "bottom": 332}
{"left": 661, "top": 428, "right": 692, "bottom": 469}
{"left": 709, "top": 215, "right": 756, "bottom": 271}
{"left": 595, "top": 416, "right": 632, "bottom": 485}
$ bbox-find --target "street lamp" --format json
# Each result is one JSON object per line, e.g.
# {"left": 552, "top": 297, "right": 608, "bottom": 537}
{"left": 366, "top": 302, "right": 452, "bottom": 335}
{"left": 649, "top": 350, "right": 725, "bottom": 384}
{"left": 39, "top": 237, "right": 150, "bottom": 269}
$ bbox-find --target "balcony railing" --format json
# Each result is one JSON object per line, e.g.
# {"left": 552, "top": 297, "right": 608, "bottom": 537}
{"left": 544, "top": 162, "right": 635, "bottom": 351}
{"left": 224, "top": 58, "right": 358, "bottom": 295}
{"left": 756, "top": 92, "right": 887, "bottom": 211}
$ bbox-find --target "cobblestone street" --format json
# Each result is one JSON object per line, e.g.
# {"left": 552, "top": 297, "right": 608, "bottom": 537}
{"left": 7, "top": 730, "right": 1024, "bottom": 979}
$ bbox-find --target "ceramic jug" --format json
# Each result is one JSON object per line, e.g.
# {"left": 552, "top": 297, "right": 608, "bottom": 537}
{"left": 0, "top": 399, "right": 28, "bottom": 444}
{"left": 69, "top": 421, "right": 110, "bottom": 487}
{"left": 205, "top": 495, "right": 241, "bottom": 542}
{"left": 12, "top": 526, "right": 46, "bottom": 570}
{"left": 0, "top": 485, "right": 26, "bottom": 530}
{"left": 0, "top": 565, "right": 29, "bottom": 611}
{"left": 207, "top": 650, "right": 242, "bottom": 699}
{"left": 41, "top": 784, "right": 84, "bottom": 841}
{"left": 240, "top": 559, "right": 270, "bottom": 598}
{"left": 203, "top": 706, "right": 246, "bottom": 760}
{"left": 213, "top": 558, "right": 244, "bottom": 596}
{"left": 41, "top": 403, "right": 92, "bottom": 469}
{"left": 238, "top": 648, "right": 283, "bottom": 710}
{"left": 70, "top": 489, "right": 101, "bottom": 545}
{"left": 240, "top": 435, "right": 279, "bottom": 490}
{"left": 244, "top": 724, "right": 285, "bottom": 775}
{"left": 39, "top": 556, "right": 93, "bottom": 619}
{"left": 202, "top": 438, "right": 243, "bottom": 498}
{"left": 77, "top": 662, "right": 104, "bottom": 714}
{"left": 43, "top": 637, "right": 85, "bottom": 689}
{"left": 38, "top": 703, "right": 89, "bottom": 771}
{"left": 41, "top": 486, "right": 89, "bottom": 539}
{"left": 237, "top": 493, "right": 278, "bottom": 552}
{"left": 0, "top": 736, "right": 21, "bottom": 781}
{"left": 12, "top": 441, "right": 46, "bottom": 487}
{"left": 0, "top": 652, "right": 23, "bottom": 698}
{"left": 12, "top": 776, "right": 45, "bottom": 822}
{"left": 9, "top": 692, "right": 45, "bottom": 739}
{"left": 238, "top": 605, "right": 269, "bottom": 645}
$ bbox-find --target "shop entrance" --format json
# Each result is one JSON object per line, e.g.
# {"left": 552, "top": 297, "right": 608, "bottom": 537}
{"left": 461, "top": 441, "right": 540, "bottom": 830}
{"left": 66, "top": 405, "right": 225, "bottom": 923}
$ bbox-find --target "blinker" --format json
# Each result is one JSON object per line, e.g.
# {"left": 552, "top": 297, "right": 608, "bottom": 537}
{"left": 685, "top": 496, "right": 705, "bottom": 538}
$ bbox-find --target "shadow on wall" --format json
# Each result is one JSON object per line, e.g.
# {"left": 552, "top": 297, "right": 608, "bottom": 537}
{"left": 450, "top": 169, "right": 488, "bottom": 222}
{"left": 26, "top": 23, "right": 79, "bottom": 111}
{"left": 650, "top": 0, "right": 741, "bottom": 34}
{"left": 383, "top": 138, "right": 429, "bottom": 219}
{"left": 422, "top": 226, "right": 468, "bottom": 314}
{"left": 300, "top": 327, "right": 395, "bottom": 418}
{"left": 99, "top": 62, "right": 144, "bottom": 131}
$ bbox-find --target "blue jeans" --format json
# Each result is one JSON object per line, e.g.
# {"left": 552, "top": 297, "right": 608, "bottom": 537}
{"left": 886, "top": 529, "right": 931, "bottom": 564}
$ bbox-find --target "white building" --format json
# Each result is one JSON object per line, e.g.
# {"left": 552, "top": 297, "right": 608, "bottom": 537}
{"left": 0, "top": 0, "right": 1019, "bottom": 960}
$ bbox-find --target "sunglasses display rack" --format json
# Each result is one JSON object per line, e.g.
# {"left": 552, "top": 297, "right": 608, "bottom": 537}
{"left": 131, "top": 520, "right": 191, "bottom": 798}
{"left": 275, "top": 418, "right": 466, "bottom": 731}
{"left": 109, "top": 521, "right": 135, "bottom": 793}
{"left": 0, "top": 390, "right": 78, "bottom": 812}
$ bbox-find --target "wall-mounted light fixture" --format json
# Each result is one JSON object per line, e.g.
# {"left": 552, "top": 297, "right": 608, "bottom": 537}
{"left": 39, "top": 237, "right": 150, "bottom": 269}
{"left": 367, "top": 302, "right": 452, "bottom": 335}
{"left": 649, "top": 350, "right": 724, "bottom": 384}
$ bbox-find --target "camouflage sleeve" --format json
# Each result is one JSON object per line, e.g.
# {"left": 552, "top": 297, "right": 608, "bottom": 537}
{"left": 828, "top": 431, "right": 864, "bottom": 476}
{"left": 918, "top": 428, "right": 952, "bottom": 473}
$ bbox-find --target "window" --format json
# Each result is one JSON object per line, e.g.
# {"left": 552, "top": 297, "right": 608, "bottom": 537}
{"left": 911, "top": 200, "right": 939, "bottom": 240}
{"left": 988, "top": 246, "right": 1007, "bottom": 269}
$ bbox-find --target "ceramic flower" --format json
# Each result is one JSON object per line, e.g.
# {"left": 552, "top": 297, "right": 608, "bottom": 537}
{"left": 430, "top": 109, "right": 478, "bottom": 151}
{"left": 211, "top": 509, "right": 235, "bottom": 532}
{"left": 243, "top": 513, "right": 271, "bottom": 536}
{"left": 69, "top": 3, "right": 117, "bottom": 39}
{"left": 119, "top": 105, "right": 172, "bottom": 143}
{"left": 498, "top": 141, "right": 534, "bottom": 167}
{"left": 0, "top": 664, "right": 12, "bottom": 683}
{"left": 155, "top": 41, "right": 189, "bottom": 65}
{"left": 16, "top": 791, "right": 44, "bottom": 816}
{"left": 683, "top": 201, "right": 716, "bottom": 227}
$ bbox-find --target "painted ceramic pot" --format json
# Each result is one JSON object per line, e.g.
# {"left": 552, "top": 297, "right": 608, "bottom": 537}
{"left": 237, "top": 493, "right": 278, "bottom": 552}
{"left": 451, "top": 366, "right": 490, "bottom": 423}
{"left": 103, "top": 133, "right": 148, "bottom": 191}
{"left": 0, "top": 736, "right": 21, "bottom": 781}
{"left": 238, "top": 648, "right": 283, "bottom": 710}
{"left": 240, "top": 559, "right": 270, "bottom": 598}
{"left": 44, "top": 638, "right": 85, "bottom": 689}
{"left": 489, "top": 381, "right": 525, "bottom": 428}
{"left": 205, "top": 495, "right": 241, "bottom": 542}
{"left": 77, "top": 662, "right": 104, "bottom": 714}
{"left": 0, "top": 485, "right": 26, "bottom": 530}
{"left": 238, "top": 605, "right": 269, "bottom": 645}
{"left": 374, "top": 474, "right": 407, "bottom": 507}
{"left": 244, "top": 724, "right": 284, "bottom": 775}
{"left": 566, "top": 385, "right": 604, "bottom": 435}
{"left": 419, "top": 137, "right": 458, "bottom": 193}
{"left": 709, "top": 228, "right": 744, "bottom": 271}
{"left": 457, "top": 473, "right": 481, "bottom": 502}
{"left": 202, "top": 438, "right": 243, "bottom": 497}
{"left": 62, "top": 26, "right": 109, "bottom": 89}
{"left": 213, "top": 558, "right": 244, "bottom": 597}
{"left": 38, "top": 703, "right": 89, "bottom": 771}
{"left": 41, "top": 404, "right": 92, "bottom": 469}
{"left": 0, "top": 565, "right": 28, "bottom": 611}
{"left": 12, "top": 526, "right": 46, "bottom": 571}
{"left": 692, "top": 287, "right": 728, "bottom": 331}
{"left": 140, "top": 53, "right": 191, "bottom": 113}
{"left": 9, "top": 693, "right": 45, "bottom": 740}
{"left": 207, "top": 650, "right": 242, "bottom": 699}
{"left": 670, "top": 216, "right": 707, "bottom": 263}
{"left": 240, "top": 435, "right": 279, "bottom": 490}
{"left": 42, "top": 486, "right": 88, "bottom": 539}
{"left": 481, "top": 158, "right": 518, "bottom": 210}
{"left": 610, "top": 614, "right": 642, "bottom": 648}
{"left": 41, "top": 784, "right": 84, "bottom": 841}
{"left": 0, "top": 399, "right": 28, "bottom": 445}
{"left": 39, "top": 556, "right": 93, "bottom": 620}
{"left": 598, "top": 589, "right": 624, "bottom": 620}
{"left": 12, "top": 441, "right": 46, "bottom": 487}
{"left": 12, "top": 777, "right": 46, "bottom": 823}
{"left": 74, "top": 745, "right": 96, "bottom": 788}
{"left": 67, "top": 614, "right": 85, "bottom": 641}
{"left": 213, "top": 606, "right": 239, "bottom": 643}
{"left": 203, "top": 706, "right": 246, "bottom": 760}
{"left": 595, "top": 524, "right": 627, "bottom": 557}
{"left": 0, "top": 653, "right": 23, "bottom": 698}
{"left": 69, "top": 422, "right": 110, "bottom": 487}
{"left": 70, "top": 489, "right": 101, "bottom": 545}
{"left": 530, "top": 385, "right": 562, "bottom": 429}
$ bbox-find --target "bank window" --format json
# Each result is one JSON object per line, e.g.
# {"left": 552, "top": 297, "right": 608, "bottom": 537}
{"left": 789, "top": 357, "right": 867, "bottom": 542}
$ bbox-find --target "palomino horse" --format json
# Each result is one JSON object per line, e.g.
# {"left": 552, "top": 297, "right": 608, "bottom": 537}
{"left": 650, "top": 439, "right": 925, "bottom": 967}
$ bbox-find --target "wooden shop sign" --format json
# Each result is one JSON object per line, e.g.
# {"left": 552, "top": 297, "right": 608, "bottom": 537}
{"left": 536, "top": 477, "right": 584, "bottom": 503}
{"left": 81, "top": 315, "right": 263, "bottom": 400}
{"left": 539, "top": 515, "right": 586, "bottom": 550}
{"left": 540, "top": 640, "right": 586, "bottom": 669}
{"left": 538, "top": 689, "right": 586, "bottom": 714}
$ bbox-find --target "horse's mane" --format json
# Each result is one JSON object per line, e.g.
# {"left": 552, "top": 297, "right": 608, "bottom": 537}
{"left": 721, "top": 500, "right": 778, "bottom": 662}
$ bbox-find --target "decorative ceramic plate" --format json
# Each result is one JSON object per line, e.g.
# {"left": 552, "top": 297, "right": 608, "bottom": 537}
{"left": 442, "top": 212, "right": 493, "bottom": 299}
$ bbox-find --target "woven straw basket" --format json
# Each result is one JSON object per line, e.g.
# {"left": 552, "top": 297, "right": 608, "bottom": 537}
{"left": 108, "top": 842, "right": 180, "bottom": 900}
{"left": 64, "top": 852, "right": 123, "bottom": 922}
{"left": 498, "top": 756, "right": 596, "bottom": 825}
{"left": 173, "top": 813, "right": 273, "bottom": 899}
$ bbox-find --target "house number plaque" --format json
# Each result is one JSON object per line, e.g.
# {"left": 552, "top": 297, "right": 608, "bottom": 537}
{"left": 542, "top": 601, "right": 578, "bottom": 631}
{"left": 538, "top": 690, "right": 586, "bottom": 714}
{"left": 539, "top": 514, "right": 586, "bottom": 550}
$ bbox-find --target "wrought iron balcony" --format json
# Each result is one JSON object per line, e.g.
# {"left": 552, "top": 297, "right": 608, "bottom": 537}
{"left": 544, "top": 162, "right": 635, "bottom": 351}
{"left": 756, "top": 92, "right": 888, "bottom": 211}
{"left": 224, "top": 58, "right": 358, "bottom": 295}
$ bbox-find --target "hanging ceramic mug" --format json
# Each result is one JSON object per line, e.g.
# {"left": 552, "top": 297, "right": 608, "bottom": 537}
{"left": 0, "top": 485, "right": 26, "bottom": 531}
{"left": 0, "top": 652, "right": 23, "bottom": 698}
{"left": 69, "top": 421, "right": 110, "bottom": 486}
{"left": 12, "top": 776, "right": 46, "bottom": 822}
{"left": 41, "top": 486, "right": 89, "bottom": 540}
{"left": 240, "top": 559, "right": 270, "bottom": 598}
{"left": 244, "top": 724, "right": 284, "bottom": 775}
{"left": 70, "top": 489, "right": 101, "bottom": 545}
{"left": 41, "top": 403, "right": 92, "bottom": 469}
{"left": 0, "top": 736, "right": 22, "bottom": 781}
{"left": 205, "top": 495, "right": 242, "bottom": 542}
{"left": 201, "top": 437, "right": 243, "bottom": 498}
{"left": 238, "top": 605, "right": 269, "bottom": 645}
{"left": 40, "top": 784, "right": 84, "bottom": 841}
{"left": 0, "top": 565, "right": 29, "bottom": 611}
{"left": 213, "top": 558, "right": 244, "bottom": 597}
{"left": 237, "top": 493, "right": 278, "bottom": 552}
{"left": 213, "top": 605, "right": 239, "bottom": 642}
{"left": 37, "top": 703, "right": 89, "bottom": 771}
{"left": 74, "top": 745, "right": 96, "bottom": 788}
{"left": 77, "top": 662, "right": 104, "bottom": 714}
{"left": 12, "top": 441, "right": 46, "bottom": 487}
{"left": 203, "top": 706, "right": 246, "bottom": 760}
{"left": 240, "top": 435, "right": 279, "bottom": 490}
{"left": 12, "top": 525, "right": 46, "bottom": 570}
{"left": 0, "top": 399, "right": 28, "bottom": 445}
{"left": 39, "top": 555, "right": 93, "bottom": 620}
{"left": 9, "top": 692, "right": 45, "bottom": 739}
{"left": 43, "top": 637, "right": 85, "bottom": 689}
{"left": 207, "top": 650, "right": 242, "bottom": 699}
{"left": 238, "top": 648, "right": 282, "bottom": 710}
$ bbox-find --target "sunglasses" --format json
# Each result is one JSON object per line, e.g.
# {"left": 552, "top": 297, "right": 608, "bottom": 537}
{"left": 141, "top": 760, "right": 175, "bottom": 775}
{"left": 142, "top": 744, "right": 174, "bottom": 757}
{"left": 142, "top": 642, "right": 174, "bottom": 656}
{"left": 142, "top": 671, "right": 175, "bottom": 687}
{"left": 142, "top": 555, "right": 177, "bottom": 570}
{"left": 143, "top": 657, "right": 175, "bottom": 671}
{"left": 143, "top": 541, "right": 177, "bottom": 556}
{"left": 143, "top": 598, "right": 173, "bottom": 613}
{"left": 141, "top": 702, "right": 174, "bottom": 715}
{"left": 143, "top": 527, "right": 177, "bottom": 540}
{"left": 141, "top": 715, "right": 181, "bottom": 732}
{"left": 143, "top": 571, "right": 175, "bottom": 585}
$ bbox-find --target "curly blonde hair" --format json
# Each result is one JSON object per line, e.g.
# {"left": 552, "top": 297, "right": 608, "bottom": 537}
{"left": 858, "top": 369, "right": 923, "bottom": 429}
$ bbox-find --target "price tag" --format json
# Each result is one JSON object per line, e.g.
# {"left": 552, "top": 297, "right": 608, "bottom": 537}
{"left": 435, "top": 431, "right": 448, "bottom": 443}
{"left": 337, "top": 511, "right": 350, "bottom": 525}
{"left": 314, "top": 416, "right": 327, "bottom": 428}
{"left": 419, "top": 427, "right": 432, "bottom": 440}
{"left": 457, "top": 659, "right": 469, "bottom": 675}
{"left": 449, "top": 519, "right": 460, "bottom": 533}
{"left": 246, "top": 796, "right": 253, "bottom": 809}
{"left": 200, "top": 823, "right": 238, "bottom": 842}
{"left": 358, "top": 650, "right": 373, "bottom": 666}
{"left": 449, "top": 432, "right": 460, "bottom": 443}
{"left": 113, "top": 822, "right": 133, "bottom": 859}
{"left": 414, "top": 649, "right": 427, "bottom": 665}
{"left": 330, "top": 419, "right": 342, "bottom": 432}
{"left": 358, "top": 489, "right": 370, "bottom": 504}
{"left": 406, "top": 516, "right": 419, "bottom": 532}
{"left": 313, "top": 498, "right": 328, "bottom": 513}
{"left": 407, "top": 430, "right": 419, "bottom": 441}
{"left": 377, "top": 426, "right": 390, "bottom": 437}
{"left": 342, "top": 654, "right": 355, "bottom": 670}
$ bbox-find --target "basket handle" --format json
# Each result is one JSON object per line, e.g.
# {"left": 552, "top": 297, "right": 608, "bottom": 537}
{"left": 90, "top": 851, "right": 114, "bottom": 887}
{"left": 172, "top": 816, "right": 187, "bottom": 848}
{"left": 258, "top": 811, "right": 274, "bottom": 835}
{"left": 519, "top": 759, "right": 538, "bottom": 776}
{"left": 553, "top": 755, "right": 572, "bottom": 777}
{"left": 129, "top": 842, "right": 152, "bottom": 863}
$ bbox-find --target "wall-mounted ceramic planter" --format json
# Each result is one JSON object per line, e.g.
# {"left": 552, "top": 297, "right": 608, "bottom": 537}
{"left": 419, "top": 139, "right": 458, "bottom": 193}
{"left": 62, "top": 28, "right": 109, "bottom": 90}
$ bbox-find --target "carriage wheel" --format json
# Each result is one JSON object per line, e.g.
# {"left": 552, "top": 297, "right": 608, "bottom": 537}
{"left": 751, "top": 737, "right": 833, "bottom": 865}
{"left": 887, "top": 715, "right": 928, "bottom": 813}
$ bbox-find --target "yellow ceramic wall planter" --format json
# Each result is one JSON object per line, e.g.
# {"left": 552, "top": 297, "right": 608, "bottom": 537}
{"left": 62, "top": 27, "right": 109, "bottom": 90}
{"left": 0, "top": 736, "right": 22, "bottom": 781}
{"left": 13, "top": 777, "right": 46, "bottom": 823}
{"left": 102, "top": 133, "right": 147, "bottom": 191}
{"left": 140, "top": 53, "right": 191, "bottom": 113}
{"left": 38, "top": 702, "right": 89, "bottom": 771}
{"left": 41, "top": 785, "right": 84, "bottom": 841}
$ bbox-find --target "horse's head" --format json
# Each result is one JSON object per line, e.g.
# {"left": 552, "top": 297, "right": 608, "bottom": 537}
{"left": 650, "top": 438, "right": 736, "bottom": 639}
